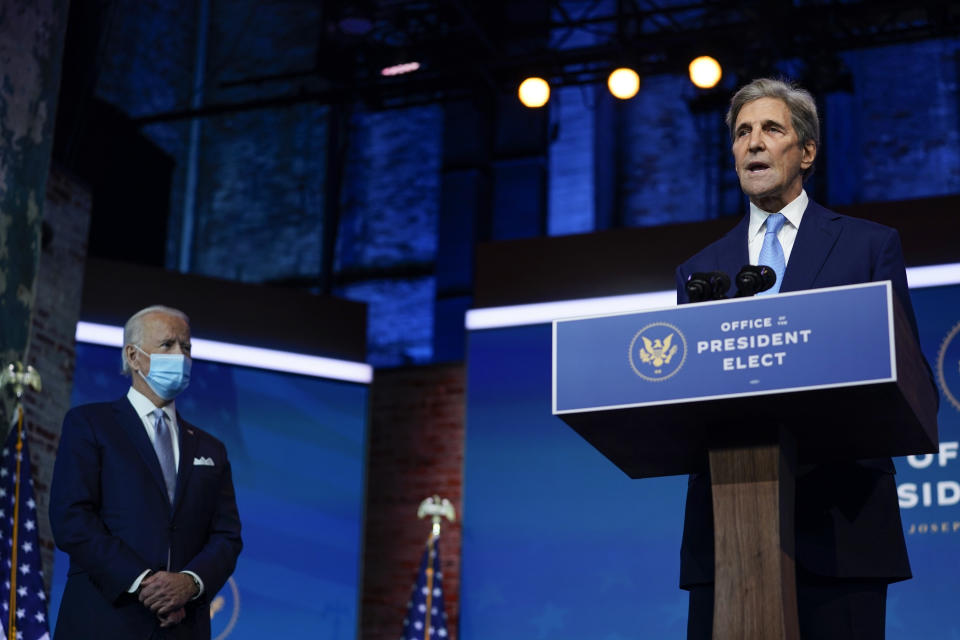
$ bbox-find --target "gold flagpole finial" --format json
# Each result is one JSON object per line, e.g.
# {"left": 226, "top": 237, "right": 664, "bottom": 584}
{"left": 0, "top": 363, "right": 42, "bottom": 400}
{"left": 417, "top": 495, "right": 456, "bottom": 538}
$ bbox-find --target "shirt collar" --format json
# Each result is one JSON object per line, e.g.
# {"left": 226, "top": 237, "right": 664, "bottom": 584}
{"left": 127, "top": 386, "right": 176, "bottom": 421}
{"left": 748, "top": 189, "right": 808, "bottom": 239}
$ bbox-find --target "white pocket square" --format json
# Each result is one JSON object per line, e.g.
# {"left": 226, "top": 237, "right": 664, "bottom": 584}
{"left": 193, "top": 456, "right": 215, "bottom": 466}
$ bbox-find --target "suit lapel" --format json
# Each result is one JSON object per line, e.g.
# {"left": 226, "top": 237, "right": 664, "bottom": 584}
{"left": 780, "top": 200, "right": 841, "bottom": 292}
{"left": 113, "top": 397, "right": 170, "bottom": 505}
{"left": 174, "top": 415, "right": 199, "bottom": 512}
{"left": 716, "top": 214, "right": 751, "bottom": 281}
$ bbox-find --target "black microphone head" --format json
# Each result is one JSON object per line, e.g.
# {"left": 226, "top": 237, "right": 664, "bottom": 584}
{"left": 685, "top": 273, "right": 712, "bottom": 303}
{"left": 734, "top": 265, "right": 767, "bottom": 297}
{"left": 756, "top": 265, "right": 777, "bottom": 292}
{"left": 708, "top": 271, "right": 731, "bottom": 299}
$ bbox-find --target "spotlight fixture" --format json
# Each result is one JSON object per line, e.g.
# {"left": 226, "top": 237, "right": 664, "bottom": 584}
{"left": 518, "top": 77, "right": 550, "bottom": 108}
{"left": 689, "top": 56, "right": 722, "bottom": 89}
{"left": 607, "top": 68, "right": 640, "bottom": 100}
{"left": 381, "top": 61, "right": 421, "bottom": 77}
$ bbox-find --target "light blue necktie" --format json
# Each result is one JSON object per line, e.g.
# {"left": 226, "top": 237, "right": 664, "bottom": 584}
{"left": 152, "top": 408, "right": 177, "bottom": 503}
{"left": 757, "top": 213, "right": 787, "bottom": 295}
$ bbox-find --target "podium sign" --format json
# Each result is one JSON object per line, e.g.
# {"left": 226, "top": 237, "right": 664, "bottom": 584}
{"left": 553, "top": 281, "right": 938, "bottom": 478}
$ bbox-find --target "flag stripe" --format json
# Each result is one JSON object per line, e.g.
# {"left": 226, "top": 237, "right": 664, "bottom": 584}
{"left": 0, "top": 407, "right": 51, "bottom": 640}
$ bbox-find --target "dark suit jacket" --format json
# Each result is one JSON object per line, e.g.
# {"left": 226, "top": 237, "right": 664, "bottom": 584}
{"left": 50, "top": 397, "right": 243, "bottom": 639}
{"left": 674, "top": 199, "right": 931, "bottom": 588}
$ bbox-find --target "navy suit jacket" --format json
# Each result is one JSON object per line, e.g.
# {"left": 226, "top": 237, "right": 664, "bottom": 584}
{"left": 674, "top": 199, "right": 931, "bottom": 588}
{"left": 50, "top": 397, "right": 243, "bottom": 639}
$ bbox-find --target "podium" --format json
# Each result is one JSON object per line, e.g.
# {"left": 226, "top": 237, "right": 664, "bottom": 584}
{"left": 552, "top": 282, "right": 938, "bottom": 639}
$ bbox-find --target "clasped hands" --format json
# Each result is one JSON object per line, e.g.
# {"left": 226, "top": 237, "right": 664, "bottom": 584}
{"left": 139, "top": 571, "right": 198, "bottom": 628}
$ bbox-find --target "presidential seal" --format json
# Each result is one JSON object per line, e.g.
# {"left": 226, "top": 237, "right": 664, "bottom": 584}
{"left": 629, "top": 322, "right": 687, "bottom": 381}
{"left": 937, "top": 320, "right": 960, "bottom": 414}
{"left": 211, "top": 576, "right": 241, "bottom": 640}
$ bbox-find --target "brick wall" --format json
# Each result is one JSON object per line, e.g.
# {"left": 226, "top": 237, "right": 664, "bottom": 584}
{"left": 620, "top": 73, "right": 724, "bottom": 225}
{"left": 22, "top": 168, "right": 92, "bottom": 591}
{"left": 548, "top": 84, "right": 597, "bottom": 235}
{"left": 95, "top": 0, "right": 446, "bottom": 366}
{"left": 86, "top": 0, "right": 196, "bottom": 263}
{"left": 847, "top": 39, "right": 960, "bottom": 202}
{"left": 336, "top": 277, "right": 436, "bottom": 366}
{"left": 189, "top": 103, "right": 328, "bottom": 282}
{"left": 335, "top": 104, "right": 443, "bottom": 366}
{"left": 361, "top": 363, "right": 465, "bottom": 640}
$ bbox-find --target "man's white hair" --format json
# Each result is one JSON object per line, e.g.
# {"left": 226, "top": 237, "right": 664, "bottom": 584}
{"left": 121, "top": 305, "right": 190, "bottom": 376}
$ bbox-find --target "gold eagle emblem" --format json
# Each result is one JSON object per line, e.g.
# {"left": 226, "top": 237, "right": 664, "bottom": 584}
{"left": 629, "top": 322, "right": 687, "bottom": 381}
{"left": 638, "top": 333, "right": 678, "bottom": 368}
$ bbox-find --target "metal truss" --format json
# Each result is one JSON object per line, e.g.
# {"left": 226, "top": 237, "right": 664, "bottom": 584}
{"left": 135, "top": 0, "right": 960, "bottom": 123}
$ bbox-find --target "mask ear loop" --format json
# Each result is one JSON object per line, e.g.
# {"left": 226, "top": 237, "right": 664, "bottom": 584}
{"left": 131, "top": 345, "right": 149, "bottom": 375}
{"left": 131, "top": 346, "right": 160, "bottom": 396}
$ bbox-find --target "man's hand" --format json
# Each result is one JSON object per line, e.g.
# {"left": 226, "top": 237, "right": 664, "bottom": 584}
{"left": 159, "top": 607, "right": 186, "bottom": 628}
{"left": 138, "top": 571, "right": 197, "bottom": 615}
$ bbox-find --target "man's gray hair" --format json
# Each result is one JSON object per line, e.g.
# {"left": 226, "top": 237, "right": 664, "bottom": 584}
{"left": 121, "top": 305, "right": 190, "bottom": 375}
{"left": 725, "top": 78, "right": 820, "bottom": 179}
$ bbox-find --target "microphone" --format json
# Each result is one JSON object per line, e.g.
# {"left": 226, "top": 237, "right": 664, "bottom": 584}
{"left": 686, "top": 271, "right": 731, "bottom": 302}
{"left": 685, "top": 273, "right": 711, "bottom": 302}
{"left": 734, "top": 265, "right": 776, "bottom": 297}
{"left": 708, "top": 271, "right": 731, "bottom": 300}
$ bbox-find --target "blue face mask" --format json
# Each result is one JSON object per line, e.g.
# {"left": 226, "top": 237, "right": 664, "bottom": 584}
{"left": 135, "top": 346, "right": 192, "bottom": 400}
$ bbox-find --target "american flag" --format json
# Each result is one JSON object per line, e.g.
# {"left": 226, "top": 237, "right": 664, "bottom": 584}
{"left": 401, "top": 535, "right": 448, "bottom": 640}
{"left": 0, "top": 420, "right": 50, "bottom": 640}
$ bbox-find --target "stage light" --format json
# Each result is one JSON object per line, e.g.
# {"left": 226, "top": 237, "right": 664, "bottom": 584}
{"left": 463, "top": 262, "right": 960, "bottom": 330}
{"left": 607, "top": 68, "right": 640, "bottom": 100}
{"left": 381, "top": 61, "right": 421, "bottom": 77}
{"left": 465, "top": 291, "right": 677, "bottom": 330}
{"left": 75, "top": 321, "right": 374, "bottom": 383}
{"left": 689, "top": 56, "right": 722, "bottom": 89}
{"left": 518, "top": 77, "right": 550, "bottom": 108}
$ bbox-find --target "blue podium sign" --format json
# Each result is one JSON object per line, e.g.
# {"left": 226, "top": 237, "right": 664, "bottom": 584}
{"left": 552, "top": 281, "right": 937, "bottom": 478}
{"left": 554, "top": 281, "right": 894, "bottom": 413}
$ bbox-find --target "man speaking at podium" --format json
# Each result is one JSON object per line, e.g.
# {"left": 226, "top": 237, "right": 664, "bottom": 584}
{"left": 676, "top": 78, "right": 932, "bottom": 639}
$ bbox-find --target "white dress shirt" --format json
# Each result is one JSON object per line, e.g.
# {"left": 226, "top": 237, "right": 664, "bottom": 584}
{"left": 747, "top": 189, "right": 808, "bottom": 267}
{"left": 125, "top": 387, "right": 203, "bottom": 598}
{"left": 127, "top": 387, "right": 180, "bottom": 471}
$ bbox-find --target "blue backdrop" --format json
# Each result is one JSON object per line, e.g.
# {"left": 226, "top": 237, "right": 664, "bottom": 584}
{"left": 462, "top": 283, "right": 960, "bottom": 639}
{"left": 893, "top": 284, "right": 960, "bottom": 635}
{"left": 463, "top": 325, "right": 689, "bottom": 639}
{"left": 50, "top": 343, "right": 369, "bottom": 639}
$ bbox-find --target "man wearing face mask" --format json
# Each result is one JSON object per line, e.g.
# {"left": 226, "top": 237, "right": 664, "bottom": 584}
{"left": 50, "top": 305, "right": 242, "bottom": 639}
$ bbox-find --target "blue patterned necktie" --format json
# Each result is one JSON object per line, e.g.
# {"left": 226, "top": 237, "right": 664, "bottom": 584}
{"left": 757, "top": 213, "right": 787, "bottom": 295}
{"left": 152, "top": 408, "right": 177, "bottom": 503}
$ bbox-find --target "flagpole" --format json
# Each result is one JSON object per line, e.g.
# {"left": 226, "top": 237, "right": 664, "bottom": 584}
{"left": 422, "top": 533, "right": 435, "bottom": 640}
{"left": 414, "top": 495, "right": 455, "bottom": 640}
{"left": 7, "top": 405, "right": 23, "bottom": 640}
{"left": 0, "top": 363, "right": 42, "bottom": 640}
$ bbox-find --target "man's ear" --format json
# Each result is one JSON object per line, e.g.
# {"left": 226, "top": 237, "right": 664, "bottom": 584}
{"left": 801, "top": 140, "right": 817, "bottom": 170}
{"left": 125, "top": 345, "right": 140, "bottom": 372}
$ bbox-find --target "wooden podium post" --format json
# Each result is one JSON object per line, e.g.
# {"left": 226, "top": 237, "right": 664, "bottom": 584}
{"left": 552, "top": 282, "right": 939, "bottom": 639}
{"left": 709, "top": 431, "right": 798, "bottom": 639}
